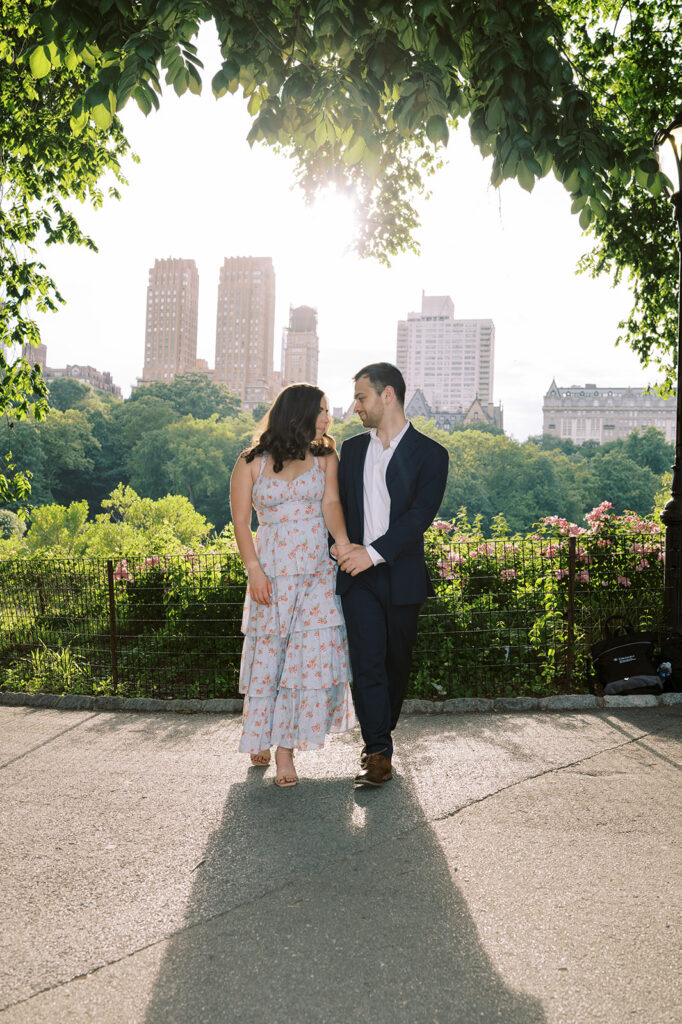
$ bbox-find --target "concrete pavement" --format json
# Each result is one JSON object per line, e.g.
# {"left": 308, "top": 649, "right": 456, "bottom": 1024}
{"left": 0, "top": 705, "right": 680, "bottom": 1024}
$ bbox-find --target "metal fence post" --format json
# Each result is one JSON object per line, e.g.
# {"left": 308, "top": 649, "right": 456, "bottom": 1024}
{"left": 566, "top": 536, "right": 576, "bottom": 688}
{"left": 106, "top": 560, "right": 119, "bottom": 692}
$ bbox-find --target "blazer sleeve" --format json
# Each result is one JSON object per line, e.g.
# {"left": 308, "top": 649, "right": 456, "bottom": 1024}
{"left": 371, "top": 444, "right": 449, "bottom": 565}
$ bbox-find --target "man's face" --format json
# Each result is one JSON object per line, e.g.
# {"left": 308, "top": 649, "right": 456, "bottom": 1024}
{"left": 353, "top": 376, "right": 385, "bottom": 428}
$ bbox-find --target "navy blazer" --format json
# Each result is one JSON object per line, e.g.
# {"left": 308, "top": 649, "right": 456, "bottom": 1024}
{"left": 336, "top": 423, "right": 449, "bottom": 605}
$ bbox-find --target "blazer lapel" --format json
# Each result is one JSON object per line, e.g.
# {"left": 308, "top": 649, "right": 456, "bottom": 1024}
{"left": 351, "top": 432, "right": 371, "bottom": 533}
{"left": 386, "top": 423, "right": 419, "bottom": 502}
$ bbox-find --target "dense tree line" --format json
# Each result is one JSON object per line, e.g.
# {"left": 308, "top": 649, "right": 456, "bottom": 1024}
{"left": 0, "top": 374, "right": 670, "bottom": 535}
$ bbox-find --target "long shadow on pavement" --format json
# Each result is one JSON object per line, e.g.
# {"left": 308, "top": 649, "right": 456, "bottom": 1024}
{"left": 143, "top": 763, "right": 546, "bottom": 1024}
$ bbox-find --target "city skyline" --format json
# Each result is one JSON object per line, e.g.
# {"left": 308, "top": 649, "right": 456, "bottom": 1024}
{"left": 28, "top": 21, "right": 656, "bottom": 441}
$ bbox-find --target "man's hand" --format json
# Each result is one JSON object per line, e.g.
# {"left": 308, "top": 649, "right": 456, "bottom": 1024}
{"left": 338, "top": 543, "right": 373, "bottom": 576}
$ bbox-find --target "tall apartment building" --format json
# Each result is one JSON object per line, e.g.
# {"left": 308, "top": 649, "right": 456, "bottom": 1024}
{"left": 281, "top": 305, "right": 319, "bottom": 386}
{"left": 396, "top": 294, "right": 494, "bottom": 412}
{"left": 213, "top": 256, "right": 275, "bottom": 410}
{"left": 543, "top": 380, "right": 676, "bottom": 443}
{"left": 140, "top": 258, "right": 199, "bottom": 384}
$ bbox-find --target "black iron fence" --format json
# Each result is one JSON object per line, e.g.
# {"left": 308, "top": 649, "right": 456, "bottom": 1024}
{"left": 0, "top": 534, "right": 665, "bottom": 701}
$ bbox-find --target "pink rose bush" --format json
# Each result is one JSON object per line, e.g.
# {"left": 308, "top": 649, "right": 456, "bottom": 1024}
{"left": 420, "top": 502, "right": 664, "bottom": 692}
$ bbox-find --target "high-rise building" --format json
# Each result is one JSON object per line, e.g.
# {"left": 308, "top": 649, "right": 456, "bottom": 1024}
{"left": 213, "top": 256, "right": 275, "bottom": 410}
{"left": 281, "top": 305, "right": 319, "bottom": 386}
{"left": 543, "top": 381, "right": 676, "bottom": 443}
{"left": 397, "top": 294, "right": 495, "bottom": 413}
{"left": 139, "top": 258, "right": 199, "bottom": 384}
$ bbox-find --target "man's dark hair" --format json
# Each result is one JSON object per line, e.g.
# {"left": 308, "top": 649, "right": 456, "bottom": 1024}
{"left": 353, "top": 362, "right": 406, "bottom": 406}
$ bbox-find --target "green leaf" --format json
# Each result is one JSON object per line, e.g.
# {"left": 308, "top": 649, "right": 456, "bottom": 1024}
{"left": 485, "top": 97, "right": 504, "bottom": 132}
{"left": 343, "top": 134, "right": 366, "bottom": 165}
{"left": 29, "top": 47, "right": 52, "bottom": 80}
{"left": 426, "top": 115, "right": 449, "bottom": 146}
{"left": 579, "top": 205, "right": 592, "bottom": 230}
{"left": 570, "top": 194, "right": 588, "bottom": 214}
{"left": 212, "top": 69, "right": 228, "bottom": 98}
{"left": 92, "top": 103, "right": 113, "bottom": 130}
{"left": 517, "top": 161, "right": 535, "bottom": 192}
{"left": 362, "top": 146, "right": 381, "bottom": 179}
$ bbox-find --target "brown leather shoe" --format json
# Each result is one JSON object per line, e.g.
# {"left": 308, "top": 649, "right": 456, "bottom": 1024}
{"left": 355, "top": 752, "right": 392, "bottom": 787}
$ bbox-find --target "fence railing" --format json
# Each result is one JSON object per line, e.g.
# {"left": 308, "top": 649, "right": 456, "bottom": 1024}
{"left": 0, "top": 534, "right": 665, "bottom": 701}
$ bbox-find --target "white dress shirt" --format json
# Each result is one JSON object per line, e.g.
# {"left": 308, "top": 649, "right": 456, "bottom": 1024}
{"left": 363, "top": 420, "right": 410, "bottom": 565}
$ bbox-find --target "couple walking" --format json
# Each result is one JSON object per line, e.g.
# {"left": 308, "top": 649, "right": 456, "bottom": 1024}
{"left": 230, "top": 362, "right": 449, "bottom": 787}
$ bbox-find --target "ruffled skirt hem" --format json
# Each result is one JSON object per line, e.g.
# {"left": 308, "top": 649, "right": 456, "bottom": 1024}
{"left": 239, "top": 627, "right": 352, "bottom": 695}
{"left": 238, "top": 684, "right": 356, "bottom": 752}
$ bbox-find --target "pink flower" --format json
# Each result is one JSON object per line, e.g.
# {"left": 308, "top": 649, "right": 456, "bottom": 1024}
{"left": 616, "top": 575, "right": 631, "bottom": 587}
{"left": 432, "top": 519, "right": 453, "bottom": 532}
{"left": 500, "top": 568, "right": 517, "bottom": 580}
{"left": 576, "top": 569, "right": 590, "bottom": 583}
{"left": 555, "top": 568, "right": 569, "bottom": 580}
{"left": 113, "top": 559, "right": 133, "bottom": 582}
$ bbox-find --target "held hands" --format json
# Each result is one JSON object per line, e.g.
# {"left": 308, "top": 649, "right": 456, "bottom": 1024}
{"left": 247, "top": 565, "right": 273, "bottom": 605}
{"left": 334, "top": 541, "right": 373, "bottom": 576}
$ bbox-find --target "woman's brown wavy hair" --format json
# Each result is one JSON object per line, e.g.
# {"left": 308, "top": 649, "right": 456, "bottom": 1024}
{"left": 243, "top": 383, "right": 336, "bottom": 472}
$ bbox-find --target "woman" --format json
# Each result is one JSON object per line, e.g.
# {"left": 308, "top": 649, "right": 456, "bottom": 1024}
{"left": 230, "top": 384, "right": 354, "bottom": 787}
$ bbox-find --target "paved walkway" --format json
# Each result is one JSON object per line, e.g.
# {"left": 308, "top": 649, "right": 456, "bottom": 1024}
{"left": 1, "top": 705, "right": 680, "bottom": 1024}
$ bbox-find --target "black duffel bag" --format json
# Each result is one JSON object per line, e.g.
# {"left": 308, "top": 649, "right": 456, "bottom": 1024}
{"left": 590, "top": 616, "right": 662, "bottom": 696}
{"left": 656, "top": 632, "right": 682, "bottom": 692}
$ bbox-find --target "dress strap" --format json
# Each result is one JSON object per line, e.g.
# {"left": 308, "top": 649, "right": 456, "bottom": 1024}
{"left": 258, "top": 453, "right": 268, "bottom": 477}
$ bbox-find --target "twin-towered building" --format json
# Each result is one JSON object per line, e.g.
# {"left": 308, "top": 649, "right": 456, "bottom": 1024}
{"left": 139, "top": 256, "right": 318, "bottom": 410}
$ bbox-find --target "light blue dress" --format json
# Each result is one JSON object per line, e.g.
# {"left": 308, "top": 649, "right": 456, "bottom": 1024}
{"left": 238, "top": 456, "right": 355, "bottom": 752}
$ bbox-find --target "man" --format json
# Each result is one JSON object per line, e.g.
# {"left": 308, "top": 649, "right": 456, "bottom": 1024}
{"left": 334, "top": 363, "right": 449, "bottom": 787}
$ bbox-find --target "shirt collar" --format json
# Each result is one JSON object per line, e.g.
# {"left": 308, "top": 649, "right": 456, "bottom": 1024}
{"left": 369, "top": 420, "right": 410, "bottom": 449}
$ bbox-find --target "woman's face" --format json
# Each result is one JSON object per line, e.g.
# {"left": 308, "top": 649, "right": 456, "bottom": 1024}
{"left": 315, "top": 395, "right": 331, "bottom": 440}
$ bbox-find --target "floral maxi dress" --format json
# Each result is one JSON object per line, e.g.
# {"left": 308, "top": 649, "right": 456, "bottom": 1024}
{"left": 238, "top": 456, "right": 355, "bottom": 752}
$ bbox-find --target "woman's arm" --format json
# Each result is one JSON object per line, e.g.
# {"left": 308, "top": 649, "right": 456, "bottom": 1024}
{"left": 229, "top": 455, "right": 272, "bottom": 605}
{"left": 321, "top": 453, "right": 351, "bottom": 551}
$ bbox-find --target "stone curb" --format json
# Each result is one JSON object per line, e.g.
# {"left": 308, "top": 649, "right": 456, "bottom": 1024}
{"left": 1, "top": 691, "right": 681, "bottom": 716}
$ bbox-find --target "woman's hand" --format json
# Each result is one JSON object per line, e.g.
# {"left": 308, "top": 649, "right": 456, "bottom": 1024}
{"left": 330, "top": 538, "right": 352, "bottom": 560}
{"left": 248, "top": 566, "right": 273, "bottom": 605}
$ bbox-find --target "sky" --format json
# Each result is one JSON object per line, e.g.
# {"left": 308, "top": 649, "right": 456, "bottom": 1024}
{"left": 33, "top": 22, "right": 656, "bottom": 441}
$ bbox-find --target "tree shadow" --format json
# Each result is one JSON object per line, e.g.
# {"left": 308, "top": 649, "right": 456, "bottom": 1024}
{"left": 143, "top": 763, "right": 546, "bottom": 1024}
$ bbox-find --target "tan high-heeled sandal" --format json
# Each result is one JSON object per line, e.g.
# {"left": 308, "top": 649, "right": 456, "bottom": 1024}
{"left": 274, "top": 748, "right": 298, "bottom": 787}
{"left": 250, "top": 750, "right": 271, "bottom": 767}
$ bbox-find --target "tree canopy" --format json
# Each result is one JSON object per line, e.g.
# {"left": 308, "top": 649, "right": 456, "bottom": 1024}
{"left": 128, "top": 373, "right": 243, "bottom": 420}
{"left": 3, "top": 0, "right": 682, "bottom": 502}
{"left": 1, "top": 0, "right": 130, "bottom": 501}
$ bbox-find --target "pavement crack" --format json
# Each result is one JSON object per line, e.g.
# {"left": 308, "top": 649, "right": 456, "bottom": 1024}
{"left": 0, "top": 713, "right": 100, "bottom": 770}
{"left": 427, "top": 722, "right": 676, "bottom": 829}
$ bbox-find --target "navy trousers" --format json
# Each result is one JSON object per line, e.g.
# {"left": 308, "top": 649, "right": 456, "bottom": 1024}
{"left": 341, "top": 564, "right": 420, "bottom": 758}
